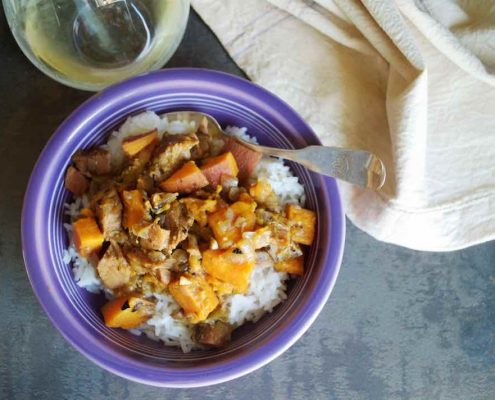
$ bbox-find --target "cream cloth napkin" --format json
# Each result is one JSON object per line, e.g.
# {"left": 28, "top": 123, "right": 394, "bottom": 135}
{"left": 191, "top": 0, "right": 495, "bottom": 251}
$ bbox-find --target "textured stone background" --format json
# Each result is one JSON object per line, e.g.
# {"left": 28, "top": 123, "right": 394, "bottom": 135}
{"left": 1, "top": 9, "right": 494, "bottom": 400}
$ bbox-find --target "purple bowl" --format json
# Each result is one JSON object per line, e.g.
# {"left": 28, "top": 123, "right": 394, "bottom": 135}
{"left": 21, "top": 68, "right": 345, "bottom": 387}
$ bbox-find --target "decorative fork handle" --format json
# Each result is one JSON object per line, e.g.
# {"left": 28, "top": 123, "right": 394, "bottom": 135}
{"left": 240, "top": 142, "right": 386, "bottom": 189}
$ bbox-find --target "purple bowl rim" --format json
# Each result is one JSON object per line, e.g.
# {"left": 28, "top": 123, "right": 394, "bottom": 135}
{"left": 21, "top": 68, "right": 345, "bottom": 387}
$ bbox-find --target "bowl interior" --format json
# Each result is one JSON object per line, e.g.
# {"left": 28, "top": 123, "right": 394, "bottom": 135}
{"left": 22, "top": 69, "right": 344, "bottom": 386}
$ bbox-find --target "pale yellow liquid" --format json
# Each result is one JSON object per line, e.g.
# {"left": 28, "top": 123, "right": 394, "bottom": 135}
{"left": 12, "top": 0, "right": 189, "bottom": 90}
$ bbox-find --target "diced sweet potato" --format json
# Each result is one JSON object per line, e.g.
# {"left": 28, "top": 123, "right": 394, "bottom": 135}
{"left": 101, "top": 296, "right": 155, "bottom": 329}
{"left": 180, "top": 198, "right": 217, "bottom": 227}
{"left": 72, "top": 217, "right": 104, "bottom": 257}
{"left": 275, "top": 255, "right": 304, "bottom": 275}
{"left": 200, "top": 152, "right": 239, "bottom": 187}
{"left": 159, "top": 161, "right": 209, "bottom": 194}
{"left": 285, "top": 204, "right": 316, "bottom": 245}
{"left": 202, "top": 243, "right": 256, "bottom": 293}
{"left": 122, "top": 130, "right": 158, "bottom": 157}
{"left": 223, "top": 136, "right": 262, "bottom": 181}
{"left": 64, "top": 166, "right": 88, "bottom": 196}
{"left": 207, "top": 200, "right": 256, "bottom": 248}
{"left": 168, "top": 273, "right": 219, "bottom": 323}
{"left": 121, "top": 190, "right": 147, "bottom": 229}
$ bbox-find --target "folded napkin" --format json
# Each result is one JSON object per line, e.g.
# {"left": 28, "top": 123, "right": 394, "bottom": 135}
{"left": 191, "top": 0, "right": 495, "bottom": 251}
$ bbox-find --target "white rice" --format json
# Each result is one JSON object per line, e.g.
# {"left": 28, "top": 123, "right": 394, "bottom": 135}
{"left": 63, "top": 111, "right": 305, "bottom": 352}
{"left": 140, "top": 294, "right": 199, "bottom": 353}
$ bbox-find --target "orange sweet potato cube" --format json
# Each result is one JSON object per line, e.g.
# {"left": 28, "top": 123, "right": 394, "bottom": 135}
{"left": 101, "top": 296, "right": 154, "bottom": 329}
{"left": 122, "top": 130, "right": 158, "bottom": 157}
{"left": 168, "top": 274, "right": 219, "bottom": 322}
{"left": 223, "top": 136, "right": 262, "bottom": 181}
{"left": 159, "top": 161, "right": 209, "bottom": 194}
{"left": 72, "top": 217, "right": 104, "bottom": 257}
{"left": 286, "top": 204, "right": 316, "bottom": 246}
{"left": 202, "top": 246, "right": 255, "bottom": 293}
{"left": 200, "top": 152, "right": 239, "bottom": 187}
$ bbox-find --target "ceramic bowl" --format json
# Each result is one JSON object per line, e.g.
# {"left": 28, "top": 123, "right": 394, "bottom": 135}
{"left": 21, "top": 69, "right": 345, "bottom": 387}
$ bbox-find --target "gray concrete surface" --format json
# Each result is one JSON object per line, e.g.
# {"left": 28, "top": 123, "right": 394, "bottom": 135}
{"left": 1, "top": 9, "right": 494, "bottom": 400}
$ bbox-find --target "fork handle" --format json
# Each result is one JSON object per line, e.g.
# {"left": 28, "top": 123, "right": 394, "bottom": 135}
{"left": 256, "top": 145, "right": 386, "bottom": 189}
